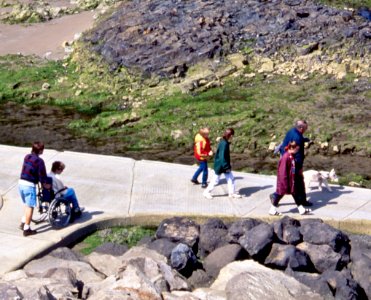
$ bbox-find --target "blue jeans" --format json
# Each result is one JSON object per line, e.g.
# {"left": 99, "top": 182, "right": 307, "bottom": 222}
{"left": 63, "top": 188, "right": 80, "bottom": 210}
{"left": 192, "top": 160, "right": 208, "bottom": 185}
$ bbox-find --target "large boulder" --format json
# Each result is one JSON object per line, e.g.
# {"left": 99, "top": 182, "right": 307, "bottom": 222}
{"left": 23, "top": 255, "right": 104, "bottom": 284}
{"left": 147, "top": 238, "right": 178, "bottom": 259}
{"left": 296, "top": 242, "right": 342, "bottom": 273}
{"left": 300, "top": 220, "right": 350, "bottom": 268}
{"left": 170, "top": 243, "right": 198, "bottom": 277}
{"left": 199, "top": 218, "right": 229, "bottom": 257}
{"left": 211, "top": 260, "right": 322, "bottom": 300}
{"left": 156, "top": 217, "right": 200, "bottom": 248}
{"left": 272, "top": 216, "right": 302, "bottom": 245}
{"left": 227, "top": 218, "right": 262, "bottom": 243}
{"left": 203, "top": 244, "right": 248, "bottom": 278}
{"left": 238, "top": 222, "right": 274, "bottom": 262}
{"left": 321, "top": 269, "right": 367, "bottom": 300}
{"left": 349, "top": 253, "right": 371, "bottom": 299}
{"left": 264, "top": 243, "right": 314, "bottom": 272}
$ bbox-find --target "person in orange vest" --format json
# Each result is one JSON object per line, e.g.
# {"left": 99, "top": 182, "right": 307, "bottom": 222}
{"left": 191, "top": 127, "right": 213, "bottom": 188}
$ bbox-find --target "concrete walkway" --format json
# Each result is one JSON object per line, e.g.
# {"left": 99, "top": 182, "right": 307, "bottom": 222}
{"left": 0, "top": 144, "right": 370, "bottom": 275}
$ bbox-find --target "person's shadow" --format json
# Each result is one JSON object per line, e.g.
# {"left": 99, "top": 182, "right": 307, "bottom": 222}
{"left": 282, "top": 186, "right": 352, "bottom": 214}
{"left": 239, "top": 185, "right": 273, "bottom": 197}
{"left": 35, "top": 210, "right": 104, "bottom": 233}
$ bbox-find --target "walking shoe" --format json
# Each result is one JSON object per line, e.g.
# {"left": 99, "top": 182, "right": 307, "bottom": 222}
{"left": 298, "top": 205, "right": 312, "bottom": 215}
{"left": 23, "top": 228, "right": 37, "bottom": 237}
{"left": 201, "top": 183, "right": 208, "bottom": 188}
{"left": 191, "top": 179, "right": 200, "bottom": 185}
{"left": 74, "top": 207, "right": 84, "bottom": 218}
{"left": 269, "top": 206, "right": 282, "bottom": 216}
{"left": 229, "top": 193, "right": 242, "bottom": 198}
{"left": 269, "top": 194, "right": 275, "bottom": 206}
{"left": 19, "top": 222, "right": 25, "bottom": 230}
{"left": 203, "top": 191, "right": 213, "bottom": 199}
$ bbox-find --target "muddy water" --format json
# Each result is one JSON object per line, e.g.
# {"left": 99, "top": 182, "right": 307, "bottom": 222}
{"left": 0, "top": 102, "right": 369, "bottom": 180}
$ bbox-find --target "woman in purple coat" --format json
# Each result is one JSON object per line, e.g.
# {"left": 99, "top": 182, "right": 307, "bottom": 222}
{"left": 269, "top": 141, "right": 311, "bottom": 216}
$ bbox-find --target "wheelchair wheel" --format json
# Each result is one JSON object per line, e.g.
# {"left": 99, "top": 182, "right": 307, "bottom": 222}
{"left": 32, "top": 202, "right": 50, "bottom": 224}
{"left": 48, "top": 197, "right": 71, "bottom": 229}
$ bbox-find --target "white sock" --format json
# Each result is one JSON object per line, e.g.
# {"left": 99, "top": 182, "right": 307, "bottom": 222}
{"left": 23, "top": 224, "right": 30, "bottom": 230}
{"left": 298, "top": 205, "right": 305, "bottom": 214}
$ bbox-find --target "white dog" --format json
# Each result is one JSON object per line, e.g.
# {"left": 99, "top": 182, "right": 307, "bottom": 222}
{"left": 303, "top": 169, "right": 338, "bottom": 192}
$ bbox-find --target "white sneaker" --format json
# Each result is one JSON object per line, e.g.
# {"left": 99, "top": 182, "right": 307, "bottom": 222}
{"left": 298, "top": 205, "right": 312, "bottom": 215}
{"left": 203, "top": 191, "right": 213, "bottom": 199}
{"left": 269, "top": 206, "right": 282, "bottom": 216}
{"left": 229, "top": 193, "right": 242, "bottom": 198}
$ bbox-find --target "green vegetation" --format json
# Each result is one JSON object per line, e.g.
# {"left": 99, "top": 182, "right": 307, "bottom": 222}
{"left": 0, "top": 0, "right": 124, "bottom": 24}
{"left": 317, "top": 0, "right": 371, "bottom": 9}
{"left": 77, "top": 226, "right": 156, "bottom": 255}
{"left": 0, "top": 51, "right": 370, "bottom": 187}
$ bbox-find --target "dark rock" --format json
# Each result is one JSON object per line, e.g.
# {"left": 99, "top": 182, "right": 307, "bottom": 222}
{"left": 285, "top": 268, "right": 335, "bottom": 299}
{"left": 239, "top": 222, "right": 274, "bottom": 262}
{"left": 264, "top": 243, "right": 313, "bottom": 272}
{"left": 48, "top": 247, "right": 84, "bottom": 262}
{"left": 156, "top": 217, "right": 200, "bottom": 248}
{"left": 186, "top": 269, "right": 213, "bottom": 289}
{"left": 203, "top": 244, "right": 249, "bottom": 278}
{"left": 296, "top": 242, "right": 341, "bottom": 273}
{"left": 349, "top": 253, "right": 371, "bottom": 299}
{"left": 300, "top": 220, "right": 350, "bottom": 268}
{"left": 83, "top": 0, "right": 371, "bottom": 78}
{"left": 170, "top": 243, "right": 198, "bottom": 277}
{"left": 322, "top": 269, "right": 368, "bottom": 300}
{"left": 93, "top": 242, "right": 129, "bottom": 256}
{"left": 199, "top": 218, "right": 229, "bottom": 257}
{"left": 227, "top": 218, "right": 262, "bottom": 243}
{"left": 147, "top": 238, "right": 177, "bottom": 259}
{"left": 272, "top": 216, "right": 301, "bottom": 245}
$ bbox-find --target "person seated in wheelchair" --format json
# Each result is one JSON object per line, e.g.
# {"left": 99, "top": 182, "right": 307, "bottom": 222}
{"left": 48, "top": 161, "right": 84, "bottom": 220}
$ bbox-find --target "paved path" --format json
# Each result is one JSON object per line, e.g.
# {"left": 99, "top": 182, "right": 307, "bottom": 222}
{"left": 0, "top": 144, "right": 370, "bottom": 275}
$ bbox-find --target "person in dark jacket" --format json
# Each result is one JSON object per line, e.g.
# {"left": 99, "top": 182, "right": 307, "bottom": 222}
{"left": 280, "top": 120, "right": 312, "bottom": 206}
{"left": 18, "top": 141, "right": 50, "bottom": 236}
{"left": 269, "top": 141, "right": 312, "bottom": 216}
{"left": 203, "top": 128, "right": 241, "bottom": 199}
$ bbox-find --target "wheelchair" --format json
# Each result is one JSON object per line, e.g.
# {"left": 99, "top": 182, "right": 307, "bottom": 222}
{"left": 31, "top": 178, "right": 72, "bottom": 229}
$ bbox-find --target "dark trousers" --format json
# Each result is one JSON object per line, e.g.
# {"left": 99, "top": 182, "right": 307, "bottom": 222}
{"left": 272, "top": 170, "right": 307, "bottom": 207}
{"left": 192, "top": 160, "right": 208, "bottom": 185}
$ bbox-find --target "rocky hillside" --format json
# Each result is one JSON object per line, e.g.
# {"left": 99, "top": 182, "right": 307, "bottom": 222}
{"left": 84, "top": 0, "right": 371, "bottom": 79}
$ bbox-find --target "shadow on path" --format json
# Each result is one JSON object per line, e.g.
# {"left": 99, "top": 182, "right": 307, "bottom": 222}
{"left": 281, "top": 186, "right": 353, "bottom": 214}
{"left": 239, "top": 185, "right": 273, "bottom": 197}
{"left": 35, "top": 210, "right": 104, "bottom": 233}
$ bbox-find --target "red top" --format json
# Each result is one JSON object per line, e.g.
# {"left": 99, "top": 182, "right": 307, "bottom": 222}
{"left": 194, "top": 133, "right": 211, "bottom": 161}
{"left": 276, "top": 151, "right": 296, "bottom": 195}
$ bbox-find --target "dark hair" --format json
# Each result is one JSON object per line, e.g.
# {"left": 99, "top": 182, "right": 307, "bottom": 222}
{"left": 295, "top": 120, "right": 308, "bottom": 130}
{"left": 284, "top": 141, "right": 299, "bottom": 151}
{"left": 51, "top": 161, "right": 65, "bottom": 172}
{"left": 31, "top": 141, "right": 44, "bottom": 155}
{"left": 223, "top": 128, "right": 235, "bottom": 140}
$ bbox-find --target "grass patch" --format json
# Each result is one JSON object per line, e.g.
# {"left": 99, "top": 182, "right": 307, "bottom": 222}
{"left": 316, "top": 0, "right": 371, "bottom": 9}
{"left": 77, "top": 226, "right": 156, "bottom": 255}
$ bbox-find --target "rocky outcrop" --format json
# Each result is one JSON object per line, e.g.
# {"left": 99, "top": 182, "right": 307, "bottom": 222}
{"left": 1, "top": 217, "right": 370, "bottom": 299}
{"left": 83, "top": 0, "right": 371, "bottom": 79}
